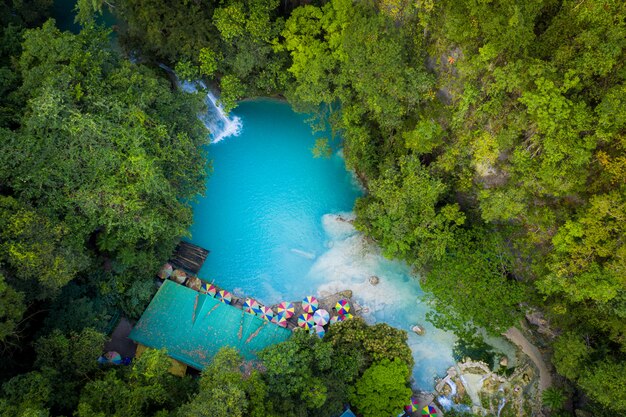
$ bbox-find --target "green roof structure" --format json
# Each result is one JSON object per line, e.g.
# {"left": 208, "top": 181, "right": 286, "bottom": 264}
{"left": 129, "top": 280, "right": 292, "bottom": 370}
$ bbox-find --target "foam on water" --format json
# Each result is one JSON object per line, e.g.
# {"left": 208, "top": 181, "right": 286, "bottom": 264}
{"left": 179, "top": 80, "right": 242, "bottom": 143}
{"left": 309, "top": 214, "right": 457, "bottom": 387}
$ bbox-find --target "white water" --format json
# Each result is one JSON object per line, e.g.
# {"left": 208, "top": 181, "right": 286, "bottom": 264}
{"left": 497, "top": 397, "right": 507, "bottom": 417}
{"left": 497, "top": 387, "right": 507, "bottom": 417}
{"left": 446, "top": 379, "right": 458, "bottom": 396}
{"left": 179, "top": 81, "right": 242, "bottom": 143}
{"left": 308, "top": 213, "right": 458, "bottom": 388}
{"left": 202, "top": 90, "right": 243, "bottom": 143}
{"left": 158, "top": 64, "right": 242, "bottom": 143}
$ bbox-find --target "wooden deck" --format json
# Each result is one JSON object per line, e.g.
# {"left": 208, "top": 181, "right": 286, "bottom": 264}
{"left": 170, "top": 241, "right": 209, "bottom": 275}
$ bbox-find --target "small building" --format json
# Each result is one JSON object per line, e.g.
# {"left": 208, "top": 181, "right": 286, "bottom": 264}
{"left": 129, "top": 280, "right": 291, "bottom": 373}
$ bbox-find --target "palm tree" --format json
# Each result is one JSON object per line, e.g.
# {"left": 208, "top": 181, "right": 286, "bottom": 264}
{"left": 542, "top": 387, "right": 566, "bottom": 410}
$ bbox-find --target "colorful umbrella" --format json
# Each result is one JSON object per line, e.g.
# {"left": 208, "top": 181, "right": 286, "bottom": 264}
{"left": 217, "top": 289, "right": 232, "bottom": 304}
{"left": 297, "top": 313, "right": 314, "bottom": 329}
{"left": 171, "top": 269, "right": 186, "bottom": 283}
{"left": 105, "top": 351, "right": 122, "bottom": 365}
{"left": 158, "top": 263, "right": 173, "bottom": 279}
{"left": 276, "top": 301, "right": 295, "bottom": 318}
{"left": 312, "top": 324, "right": 325, "bottom": 338}
{"left": 272, "top": 314, "right": 288, "bottom": 327}
{"left": 258, "top": 306, "right": 274, "bottom": 321}
{"left": 342, "top": 313, "right": 354, "bottom": 320}
{"left": 302, "top": 296, "right": 319, "bottom": 314}
{"left": 329, "top": 315, "right": 341, "bottom": 325}
{"left": 200, "top": 282, "right": 217, "bottom": 296}
{"left": 404, "top": 397, "right": 419, "bottom": 413}
{"left": 421, "top": 405, "right": 438, "bottom": 416}
{"left": 335, "top": 299, "right": 351, "bottom": 315}
{"left": 313, "top": 309, "right": 330, "bottom": 325}
{"left": 243, "top": 298, "right": 260, "bottom": 314}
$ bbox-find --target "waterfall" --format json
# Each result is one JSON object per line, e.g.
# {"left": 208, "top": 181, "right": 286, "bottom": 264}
{"left": 446, "top": 378, "right": 458, "bottom": 396}
{"left": 199, "top": 88, "right": 242, "bottom": 143}
{"left": 159, "top": 64, "right": 242, "bottom": 143}
{"left": 496, "top": 386, "right": 506, "bottom": 417}
{"left": 497, "top": 397, "right": 507, "bottom": 417}
{"left": 437, "top": 375, "right": 472, "bottom": 414}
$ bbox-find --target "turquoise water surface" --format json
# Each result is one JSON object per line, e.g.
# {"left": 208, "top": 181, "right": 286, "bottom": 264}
{"left": 188, "top": 99, "right": 460, "bottom": 389}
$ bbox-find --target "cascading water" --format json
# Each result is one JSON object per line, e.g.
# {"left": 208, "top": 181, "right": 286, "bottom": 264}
{"left": 199, "top": 88, "right": 242, "bottom": 143}
{"left": 159, "top": 64, "right": 242, "bottom": 143}
{"left": 179, "top": 80, "right": 242, "bottom": 143}
{"left": 497, "top": 397, "right": 507, "bottom": 417}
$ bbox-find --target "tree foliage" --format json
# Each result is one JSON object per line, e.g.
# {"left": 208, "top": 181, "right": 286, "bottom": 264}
{"left": 0, "top": 21, "right": 208, "bottom": 319}
{"left": 349, "top": 358, "right": 412, "bottom": 417}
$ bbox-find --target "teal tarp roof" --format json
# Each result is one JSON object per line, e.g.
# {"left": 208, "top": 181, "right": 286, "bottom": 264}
{"left": 129, "top": 280, "right": 291, "bottom": 369}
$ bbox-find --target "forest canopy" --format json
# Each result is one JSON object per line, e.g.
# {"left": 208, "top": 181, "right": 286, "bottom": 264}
{"left": 1, "top": 0, "right": 625, "bottom": 416}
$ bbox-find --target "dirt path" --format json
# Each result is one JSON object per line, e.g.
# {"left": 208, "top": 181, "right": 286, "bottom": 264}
{"left": 504, "top": 326, "right": 552, "bottom": 391}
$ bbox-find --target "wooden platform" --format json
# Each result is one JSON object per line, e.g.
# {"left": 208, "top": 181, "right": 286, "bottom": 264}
{"left": 170, "top": 241, "right": 209, "bottom": 275}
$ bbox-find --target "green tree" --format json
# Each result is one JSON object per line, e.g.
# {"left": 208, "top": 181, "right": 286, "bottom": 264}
{"left": 0, "top": 21, "right": 208, "bottom": 317}
{"left": 177, "top": 347, "right": 272, "bottom": 417}
{"left": 0, "top": 371, "right": 52, "bottom": 417}
{"left": 0, "top": 196, "right": 89, "bottom": 297}
{"left": 355, "top": 155, "right": 465, "bottom": 267}
{"left": 541, "top": 387, "right": 566, "bottom": 411}
{"left": 33, "top": 328, "right": 106, "bottom": 410}
{"left": 77, "top": 348, "right": 195, "bottom": 417}
{"left": 422, "top": 228, "right": 526, "bottom": 333}
{"left": 325, "top": 318, "right": 414, "bottom": 371}
{"left": 349, "top": 358, "right": 412, "bottom": 417}
{"left": 0, "top": 272, "right": 26, "bottom": 345}
{"left": 259, "top": 331, "right": 330, "bottom": 414}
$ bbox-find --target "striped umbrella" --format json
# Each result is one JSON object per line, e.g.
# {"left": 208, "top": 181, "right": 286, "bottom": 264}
{"left": 171, "top": 269, "right": 186, "bottom": 283}
{"left": 276, "top": 301, "right": 295, "bottom": 318}
{"left": 243, "top": 298, "right": 260, "bottom": 314}
{"left": 217, "top": 289, "right": 232, "bottom": 304}
{"left": 258, "top": 306, "right": 274, "bottom": 321}
{"left": 311, "top": 324, "right": 325, "bottom": 338}
{"left": 158, "top": 263, "right": 173, "bottom": 279}
{"left": 302, "top": 296, "right": 319, "bottom": 314}
{"left": 272, "top": 314, "right": 288, "bottom": 328}
{"left": 421, "top": 405, "right": 438, "bottom": 416}
{"left": 297, "top": 313, "right": 314, "bottom": 329}
{"left": 405, "top": 397, "right": 419, "bottom": 413}
{"left": 329, "top": 315, "right": 341, "bottom": 325}
{"left": 313, "top": 309, "right": 330, "bottom": 326}
{"left": 200, "top": 282, "right": 217, "bottom": 296}
{"left": 335, "top": 299, "right": 351, "bottom": 315}
{"left": 105, "top": 351, "right": 122, "bottom": 365}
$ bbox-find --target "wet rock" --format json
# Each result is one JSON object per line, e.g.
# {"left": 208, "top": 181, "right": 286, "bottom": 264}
{"left": 369, "top": 275, "right": 380, "bottom": 285}
{"left": 412, "top": 325, "right": 426, "bottom": 336}
{"left": 338, "top": 290, "right": 353, "bottom": 299}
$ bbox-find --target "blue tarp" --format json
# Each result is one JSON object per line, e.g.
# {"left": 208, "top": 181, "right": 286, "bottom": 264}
{"left": 339, "top": 409, "right": 357, "bottom": 417}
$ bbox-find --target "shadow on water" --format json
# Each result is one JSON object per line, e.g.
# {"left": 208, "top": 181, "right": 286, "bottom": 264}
{"left": 52, "top": 0, "right": 117, "bottom": 33}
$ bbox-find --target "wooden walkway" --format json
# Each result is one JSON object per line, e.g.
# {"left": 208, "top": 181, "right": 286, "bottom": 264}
{"left": 170, "top": 241, "right": 209, "bottom": 275}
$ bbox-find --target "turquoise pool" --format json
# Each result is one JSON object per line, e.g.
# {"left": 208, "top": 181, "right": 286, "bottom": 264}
{"left": 188, "top": 99, "right": 458, "bottom": 389}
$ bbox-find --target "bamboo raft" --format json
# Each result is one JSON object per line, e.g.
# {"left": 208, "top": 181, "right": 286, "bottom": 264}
{"left": 170, "top": 241, "right": 209, "bottom": 275}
